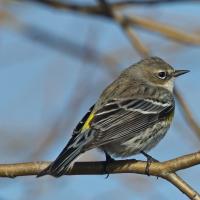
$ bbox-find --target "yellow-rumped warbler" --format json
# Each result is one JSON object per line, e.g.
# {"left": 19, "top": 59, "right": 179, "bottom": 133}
{"left": 38, "top": 57, "right": 189, "bottom": 177}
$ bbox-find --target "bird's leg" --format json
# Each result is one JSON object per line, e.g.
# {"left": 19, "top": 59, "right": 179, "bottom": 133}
{"left": 103, "top": 151, "right": 115, "bottom": 179}
{"left": 141, "top": 151, "right": 159, "bottom": 176}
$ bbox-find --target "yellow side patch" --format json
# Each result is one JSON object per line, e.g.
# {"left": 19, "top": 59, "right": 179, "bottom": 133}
{"left": 166, "top": 110, "right": 174, "bottom": 123}
{"left": 81, "top": 112, "right": 95, "bottom": 132}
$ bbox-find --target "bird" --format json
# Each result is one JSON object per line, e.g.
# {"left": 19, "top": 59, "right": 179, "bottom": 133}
{"left": 37, "top": 56, "right": 189, "bottom": 177}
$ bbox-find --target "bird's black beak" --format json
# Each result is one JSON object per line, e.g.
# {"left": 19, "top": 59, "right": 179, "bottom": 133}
{"left": 173, "top": 70, "right": 190, "bottom": 77}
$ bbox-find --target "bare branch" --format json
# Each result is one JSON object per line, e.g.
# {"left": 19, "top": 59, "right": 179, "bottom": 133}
{"left": 163, "top": 173, "right": 200, "bottom": 200}
{"left": 0, "top": 151, "right": 200, "bottom": 199}
{"left": 113, "top": 0, "right": 200, "bottom": 5}
{"left": 21, "top": 0, "right": 200, "bottom": 45}
{"left": 23, "top": 0, "right": 200, "bottom": 15}
{"left": 126, "top": 16, "right": 200, "bottom": 45}
{"left": 98, "top": 0, "right": 150, "bottom": 58}
{"left": 123, "top": 27, "right": 150, "bottom": 58}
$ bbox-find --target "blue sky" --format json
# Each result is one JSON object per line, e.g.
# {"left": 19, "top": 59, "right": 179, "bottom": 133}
{"left": 0, "top": 1, "right": 200, "bottom": 200}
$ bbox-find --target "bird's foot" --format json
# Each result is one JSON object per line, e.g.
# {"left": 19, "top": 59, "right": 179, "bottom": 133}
{"left": 141, "top": 151, "right": 159, "bottom": 176}
{"left": 103, "top": 152, "right": 115, "bottom": 179}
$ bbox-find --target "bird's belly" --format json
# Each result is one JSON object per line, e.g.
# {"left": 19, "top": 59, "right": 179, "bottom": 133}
{"left": 100, "top": 121, "right": 170, "bottom": 158}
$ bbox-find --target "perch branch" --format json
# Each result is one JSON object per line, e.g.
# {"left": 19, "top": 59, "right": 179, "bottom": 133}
{"left": 0, "top": 151, "right": 200, "bottom": 199}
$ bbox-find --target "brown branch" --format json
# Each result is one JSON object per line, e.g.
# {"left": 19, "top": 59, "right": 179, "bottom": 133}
{"left": 98, "top": 0, "right": 150, "bottom": 58}
{"left": 123, "top": 27, "right": 150, "bottom": 58}
{"left": 12, "top": 1, "right": 200, "bottom": 47}
{"left": 24, "top": 0, "right": 200, "bottom": 14}
{"left": 23, "top": 0, "right": 110, "bottom": 16}
{"left": 126, "top": 15, "right": 200, "bottom": 45}
{"left": 164, "top": 173, "right": 200, "bottom": 200}
{"left": 0, "top": 151, "right": 200, "bottom": 199}
{"left": 23, "top": 0, "right": 200, "bottom": 45}
{"left": 113, "top": 0, "right": 200, "bottom": 5}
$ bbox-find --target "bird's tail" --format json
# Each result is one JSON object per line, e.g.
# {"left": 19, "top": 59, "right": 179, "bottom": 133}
{"left": 37, "top": 106, "right": 95, "bottom": 178}
{"left": 37, "top": 145, "right": 82, "bottom": 177}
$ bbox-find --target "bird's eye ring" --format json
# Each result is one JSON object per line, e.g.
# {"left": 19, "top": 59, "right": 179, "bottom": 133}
{"left": 158, "top": 71, "right": 167, "bottom": 79}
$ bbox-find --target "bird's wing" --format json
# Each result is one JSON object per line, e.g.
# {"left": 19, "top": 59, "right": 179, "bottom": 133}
{"left": 89, "top": 98, "right": 174, "bottom": 147}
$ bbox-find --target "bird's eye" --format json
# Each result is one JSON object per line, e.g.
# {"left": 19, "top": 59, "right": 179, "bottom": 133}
{"left": 158, "top": 71, "right": 167, "bottom": 79}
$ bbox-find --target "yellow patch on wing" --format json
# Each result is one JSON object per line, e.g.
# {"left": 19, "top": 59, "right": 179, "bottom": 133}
{"left": 81, "top": 112, "right": 95, "bottom": 132}
{"left": 166, "top": 110, "right": 174, "bottom": 123}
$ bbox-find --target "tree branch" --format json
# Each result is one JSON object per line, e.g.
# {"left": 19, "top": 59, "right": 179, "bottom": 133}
{"left": 111, "top": 0, "right": 200, "bottom": 5}
{"left": 23, "top": 0, "right": 200, "bottom": 45}
{"left": 25, "top": 0, "right": 200, "bottom": 15}
{"left": 98, "top": 0, "right": 150, "bottom": 57}
{"left": 126, "top": 15, "right": 200, "bottom": 45}
{"left": 163, "top": 173, "right": 200, "bottom": 200}
{"left": 0, "top": 151, "right": 200, "bottom": 199}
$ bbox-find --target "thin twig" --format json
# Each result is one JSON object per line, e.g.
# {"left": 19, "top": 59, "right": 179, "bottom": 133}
{"left": 112, "top": 0, "right": 200, "bottom": 5}
{"left": 23, "top": 0, "right": 200, "bottom": 45}
{"left": 98, "top": 0, "right": 150, "bottom": 57}
{"left": 126, "top": 15, "right": 200, "bottom": 45}
{"left": 23, "top": 0, "right": 200, "bottom": 15}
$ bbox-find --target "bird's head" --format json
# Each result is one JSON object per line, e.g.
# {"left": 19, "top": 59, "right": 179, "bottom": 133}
{"left": 126, "top": 57, "right": 189, "bottom": 92}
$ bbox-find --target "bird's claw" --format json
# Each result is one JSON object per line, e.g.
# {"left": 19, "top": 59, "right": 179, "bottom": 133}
{"left": 103, "top": 151, "right": 115, "bottom": 178}
{"left": 141, "top": 151, "right": 158, "bottom": 176}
